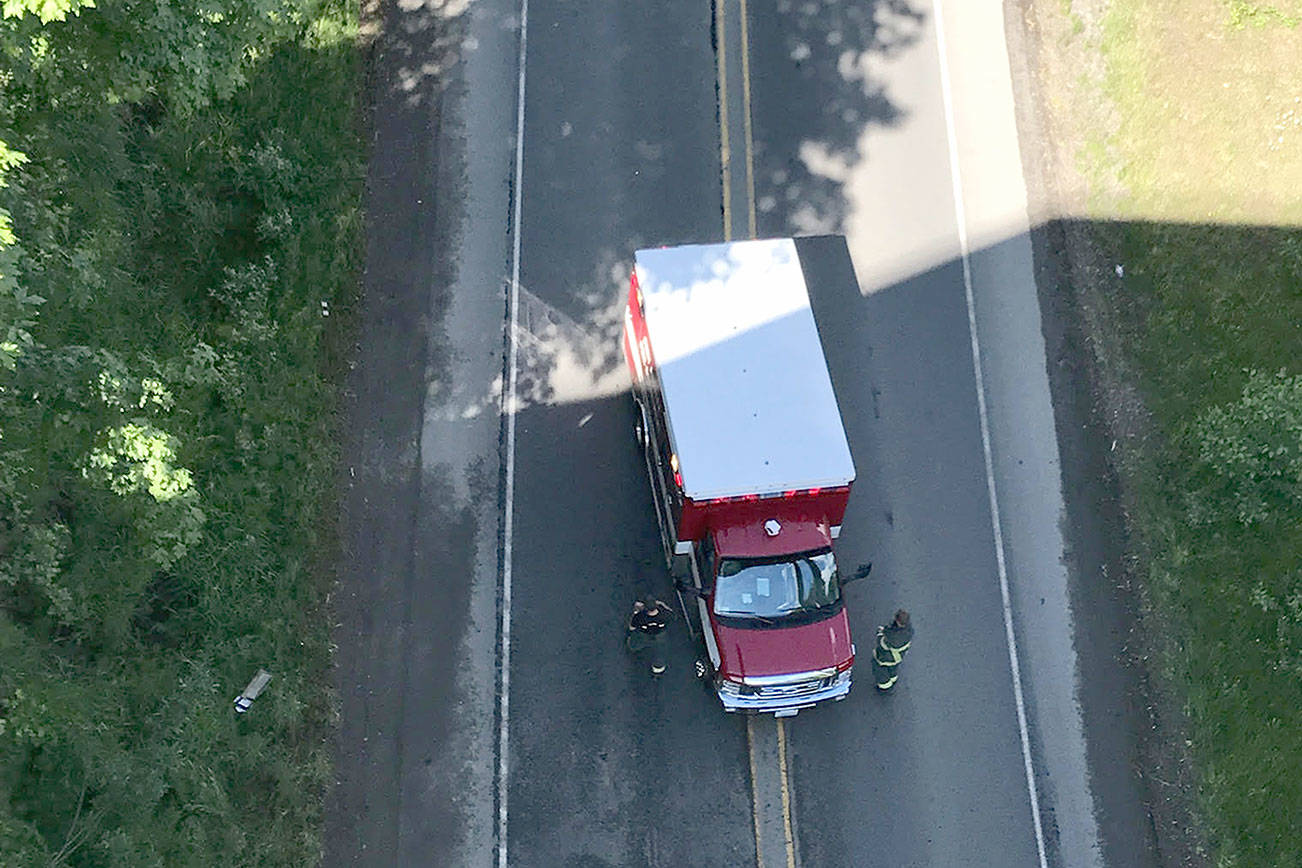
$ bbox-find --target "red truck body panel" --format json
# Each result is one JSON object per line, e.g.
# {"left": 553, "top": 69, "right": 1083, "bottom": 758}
{"left": 681, "top": 487, "right": 849, "bottom": 556}
{"left": 712, "top": 609, "right": 854, "bottom": 678}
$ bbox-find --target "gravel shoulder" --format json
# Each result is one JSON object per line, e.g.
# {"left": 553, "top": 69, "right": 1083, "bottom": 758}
{"left": 326, "top": 0, "right": 506, "bottom": 863}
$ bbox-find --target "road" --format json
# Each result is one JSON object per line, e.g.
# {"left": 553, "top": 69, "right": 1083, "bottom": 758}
{"left": 326, "top": 0, "right": 1157, "bottom": 866}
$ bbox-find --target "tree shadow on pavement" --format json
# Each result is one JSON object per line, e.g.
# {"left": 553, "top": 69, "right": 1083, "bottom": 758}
{"left": 749, "top": 0, "right": 927, "bottom": 235}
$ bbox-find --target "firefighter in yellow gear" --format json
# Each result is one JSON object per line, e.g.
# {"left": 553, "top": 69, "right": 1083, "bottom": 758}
{"left": 871, "top": 609, "right": 913, "bottom": 691}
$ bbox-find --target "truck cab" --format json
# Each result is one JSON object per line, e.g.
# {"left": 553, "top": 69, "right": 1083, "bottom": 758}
{"left": 622, "top": 237, "right": 863, "bottom": 716}
{"left": 693, "top": 523, "right": 856, "bottom": 713}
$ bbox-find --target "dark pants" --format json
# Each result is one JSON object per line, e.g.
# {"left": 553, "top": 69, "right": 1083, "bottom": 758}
{"left": 872, "top": 651, "right": 901, "bottom": 690}
{"left": 627, "top": 630, "right": 666, "bottom": 673}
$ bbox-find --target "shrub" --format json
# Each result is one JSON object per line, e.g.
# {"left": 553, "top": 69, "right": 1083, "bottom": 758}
{"left": 1189, "top": 369, "right": 1302, "bottom": 526}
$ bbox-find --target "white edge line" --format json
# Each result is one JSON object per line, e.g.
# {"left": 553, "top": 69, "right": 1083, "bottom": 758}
{"left": 930, "top": 2, "right": 1049, "bottom": 866}
{"left": 498, "top": 1, "right": 528, "bottom": 866}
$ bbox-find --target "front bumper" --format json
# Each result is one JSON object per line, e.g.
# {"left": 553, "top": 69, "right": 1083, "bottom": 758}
{"left": 716, "top": 669, "right": 852, "bottom": 716}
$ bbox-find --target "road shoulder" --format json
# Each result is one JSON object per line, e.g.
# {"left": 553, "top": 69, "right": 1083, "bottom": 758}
{"left": 1003, "top": 2, "right": 1209, "bottom": 865}
{"left": 326, "top": 0, "right": 512, "bottom": 863}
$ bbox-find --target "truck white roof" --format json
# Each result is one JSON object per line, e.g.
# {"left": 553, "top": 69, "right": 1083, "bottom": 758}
{"left": 634, "top": 238, "right": 855, "bottom": 500}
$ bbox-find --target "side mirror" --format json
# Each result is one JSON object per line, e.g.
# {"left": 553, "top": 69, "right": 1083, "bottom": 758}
{"left": 845, "top": 562, "right": 872, "bottom": 583}
{"left": 675, "top": 580, "right": 701, "bottom": 598}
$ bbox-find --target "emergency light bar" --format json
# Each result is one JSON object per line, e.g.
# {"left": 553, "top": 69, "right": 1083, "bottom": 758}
{"left": 698, "top": 485, "right": 849, "bottom": 506}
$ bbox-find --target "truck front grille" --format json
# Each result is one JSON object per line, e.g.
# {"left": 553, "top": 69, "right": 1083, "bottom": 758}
{"left": 753, "top": 676, "right": 833, "bottom": 700}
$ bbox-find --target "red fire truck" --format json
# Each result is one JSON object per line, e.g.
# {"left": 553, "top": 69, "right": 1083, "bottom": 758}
{"left": 622, "top": 237, "right": 867, "bottom": 716}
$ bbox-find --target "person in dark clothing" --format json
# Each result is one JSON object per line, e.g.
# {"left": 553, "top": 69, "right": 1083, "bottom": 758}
{"left": 871, "top": 609, "right": 914, "bottom": 691}
{"left": 627, "top": 598, "right": 672, "bottom": 675}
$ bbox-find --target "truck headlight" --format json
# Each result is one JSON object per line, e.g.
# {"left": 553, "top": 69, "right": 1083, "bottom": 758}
{"left": 717, "top": 676, "right": 756, "bottom": 696}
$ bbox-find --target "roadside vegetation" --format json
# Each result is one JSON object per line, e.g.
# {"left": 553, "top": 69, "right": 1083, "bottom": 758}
{"left": 1076, "top": 1, "right": 1302, "bottom": 864}
{"left": 0, "top": 0, "right": 361, "bottom": 863}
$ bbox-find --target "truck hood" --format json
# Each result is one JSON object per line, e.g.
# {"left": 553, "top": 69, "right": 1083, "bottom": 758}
{"left": 713, "top": 609, "right": 853, "bottom": 679}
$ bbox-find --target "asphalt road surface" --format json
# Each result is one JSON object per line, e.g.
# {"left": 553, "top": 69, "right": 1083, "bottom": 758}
{"left": 327, "top": 0, "right": 1158, "bottom": 866}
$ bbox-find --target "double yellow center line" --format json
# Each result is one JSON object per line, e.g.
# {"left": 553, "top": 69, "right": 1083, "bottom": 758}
{"left": 744, "top": 715, "right": 798, "bottom": 868}
{"left": 715, "top": 0, "right": 758, "bottom": 242}
{"left": 715, "top": 2, "right": 797, "bottom": 865}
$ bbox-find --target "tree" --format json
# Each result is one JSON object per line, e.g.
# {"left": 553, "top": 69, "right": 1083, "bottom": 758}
{"left": 0, "top": 141, "right": 39, "bottom": 372}
{"left": 3, "top": 0, "right": 312, "bottom": 114}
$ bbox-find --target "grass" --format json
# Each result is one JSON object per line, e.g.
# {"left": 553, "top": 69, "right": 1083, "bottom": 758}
{"left": 1115, "top": 223, "right": 1302, "bottom": 864}
{"left": 1086, "top": 1, "right": 1302, "bottom": 864}
{"left": 0, "top": 1, "right": 362, "bottom": 864}
{"left": 1099, "top": 0, "right": 1302, "bottom": 224}
{"left": 1226, "top": 0, "right": 1302, "bottom": 28}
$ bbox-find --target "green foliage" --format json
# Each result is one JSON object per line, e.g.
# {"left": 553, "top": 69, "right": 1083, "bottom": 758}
{"left": 83, "top": 421, "right": 206, "bottom": 568}
{"left": 0, "top": 279, "right": 42, "bottom": 370}
{"left": 1, "top": 0, "right": 310, "bottom": 115}
{"left": 1189, "top": 369, "right": 1302, "bottom": 526}
{"left": 0, "top": 141, "right": 26, "bottom": 245}
{"left": 1111, "top": 218, "right": 1302, "bottom": 866}
{"left": 0, "top": 141, "right": 38, "bottom": 370}
{"left": 1248, "top": 568, "right": 1302, "bottom": 678}
{"left": 0, "top": 0, "right": 360, "bottom": 862}
{"left": 0, "top": 809, "right": 49, "bottom": 865}
{"left": 1225, "top": 0, "right": 1302, "bottom": 29}
{"left": 0, "top": 520, "right": 77, "bottom": 626}
{"left": 1, "top": 0, "right": 95, "bottom": 24}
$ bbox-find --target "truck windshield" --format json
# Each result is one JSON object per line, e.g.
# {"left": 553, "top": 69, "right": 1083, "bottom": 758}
{"left": 712, "top": 549, "right": 841, "bottom": 625}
